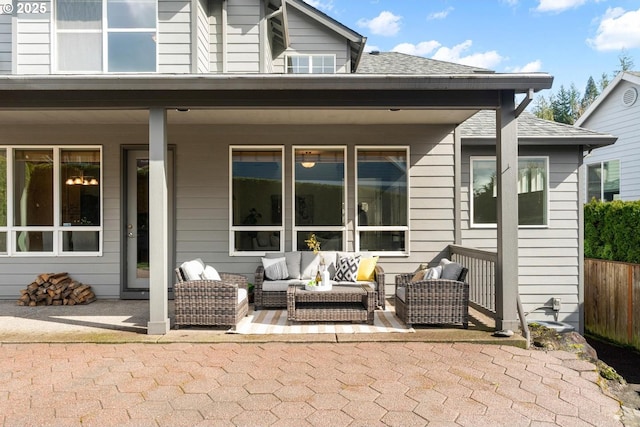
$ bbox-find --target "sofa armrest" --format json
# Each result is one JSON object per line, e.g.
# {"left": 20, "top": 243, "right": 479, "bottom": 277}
{"left": 395, "top": 273, "right": 413, "bottom": 290}
{"left": 219, "top": 272, "right": 248, "bottom": 291}
{"left": 254, "top": 265, "right": 265, "bottom": 290}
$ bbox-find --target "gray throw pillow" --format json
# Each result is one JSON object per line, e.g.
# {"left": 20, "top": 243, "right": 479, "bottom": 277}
{"left": 262, "top": 257, "right": 289, "bottom": 280}
{"left": 266, "top": 252, "right": 302, "bottom": 279}
{"left": 439, "top": 258, "right": 463, "bottom": 280}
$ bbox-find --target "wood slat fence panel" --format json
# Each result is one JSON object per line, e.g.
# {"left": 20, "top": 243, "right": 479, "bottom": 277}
{"left": 585, "top": 258, "right": 639, "bottom": 351}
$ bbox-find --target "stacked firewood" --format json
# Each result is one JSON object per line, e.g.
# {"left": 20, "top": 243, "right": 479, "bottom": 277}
{"left": 17, "top": 273, "right": 96, "bottom": 306}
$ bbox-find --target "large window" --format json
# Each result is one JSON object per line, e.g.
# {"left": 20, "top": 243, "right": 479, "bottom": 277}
{"left": 471, "top": 157, "right": 548, "bottom": 227}
{"left": 286, "top": 55, "right": 336, "bottom": 74}
{"left": 56, "top": 0, "right": 157, "bottom": 72}
{"left": 1, "top": 147, "right": 102, "bottom": 256}
{"left": 230, "top": 148, "right": 284, "bottom": 254}
{"left": 356, "top": 148, "right": 408, "bottom": 253}
{"left": 294, "top": 147, "right": 345, "bottom": 251}
{"left": 587, "top": 160, "right": 620, "bottom": 202}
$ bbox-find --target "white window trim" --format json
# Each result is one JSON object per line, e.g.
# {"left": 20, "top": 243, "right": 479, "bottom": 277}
{"left": 292, "top": 146, "right": 347, "bottom": 251}
{"left": 470, "top": 155, "right": 549, "bottom": 229}
{"left": 1, "top": 146, "right": 103, "bottom": 257}
{"left": 285, "top": 54, "right": 337, "bottom": 74}
{"left": 586, "top": 159, "right": 620, "bottom": 202}
{"left": 53, "top": 0, "right": 158, "bottom": 74}
{"left": 229, "top": 146, "right": 285, "bottom": 256}
{"left": 355, "top": 146, "right": 410, "bottom": 256}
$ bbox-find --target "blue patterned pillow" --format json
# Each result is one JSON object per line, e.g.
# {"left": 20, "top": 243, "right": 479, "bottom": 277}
{"left": 335, "top": 255, "right": 361, "bottom": 282}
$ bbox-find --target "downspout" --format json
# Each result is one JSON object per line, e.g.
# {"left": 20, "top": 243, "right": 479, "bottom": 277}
{"left": 259, "top": 0, "right": 265, "bottom": 72}
{"left": 578, "top": 145, "right": 585, "bottom": 334}
{"left": 453, "top": 126, "right": 462, "bottom": 246}
{"left": 190, "top": 0, "right": 198, "bottom": 73}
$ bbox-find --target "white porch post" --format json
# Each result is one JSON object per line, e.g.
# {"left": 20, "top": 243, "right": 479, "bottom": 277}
{"left": 495, "top": 91, "right": 520, "bottom": 331}
{"left": 147, "top": 107, "right": 171, "bottom": 335}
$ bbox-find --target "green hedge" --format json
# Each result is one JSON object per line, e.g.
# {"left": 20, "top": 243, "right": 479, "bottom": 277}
{"left": 584, "top": 199, "right": 640, "bottom": 264}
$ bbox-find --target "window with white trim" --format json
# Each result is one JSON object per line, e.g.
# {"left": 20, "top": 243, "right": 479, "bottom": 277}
{"left": 1, "top": 146, "right": 102, "bottom": 256}
{"left": 356, "top": 148, "right": 409, "bottom": 253}
{"left": 471, "top": 156, "right": 548, "bottom": 227}
{"left": 230, "top": 148, "right": 284, "bottom": 254}
{"left": 587, "top": 160, "right": 620, "bottom": 201}
{"left": 55, "top": 0, "right": 157, "bottom": 72}
{"left": 293, "top": 147, "right": 345, "bottom": 251}
{"left": 286, "top": 55, "right": 336, "bottom": 74}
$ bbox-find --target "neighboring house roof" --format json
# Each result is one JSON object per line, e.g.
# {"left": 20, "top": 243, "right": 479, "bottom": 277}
{"left": 575, "top": 71, "right": 640, "bottom": 126}
{"left": 459, "top": 110, "right": 616, "bottom": 147}
{"left": 355, "top": 51, "right": 493, "bottom": 75}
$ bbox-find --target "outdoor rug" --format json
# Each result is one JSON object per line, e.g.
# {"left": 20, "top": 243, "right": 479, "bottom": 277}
{"left": 231, "top": 306, "right": 414, "bottom": 334}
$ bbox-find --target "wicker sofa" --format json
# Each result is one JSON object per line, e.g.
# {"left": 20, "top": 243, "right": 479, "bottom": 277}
{"left": 395, "top": 260, "right": 469, "bottom": 329}
{"left": 173, "top": 260, "right": 249, "bottom": 329}
{"left": 255, "top": 251, "right": 385, "bottom": 310}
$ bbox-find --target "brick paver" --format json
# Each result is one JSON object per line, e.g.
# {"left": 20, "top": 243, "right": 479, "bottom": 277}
{"left": 0, "top": 342, "right": 624, "bottom": 426}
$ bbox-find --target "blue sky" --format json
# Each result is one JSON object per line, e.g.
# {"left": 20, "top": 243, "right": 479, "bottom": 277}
{"left": 304, "top": 0, "right": 640, "bottom": 96}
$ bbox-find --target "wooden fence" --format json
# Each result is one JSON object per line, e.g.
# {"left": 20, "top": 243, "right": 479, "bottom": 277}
{"left": 585, "top": 258, "right": 640, "bottom": 350}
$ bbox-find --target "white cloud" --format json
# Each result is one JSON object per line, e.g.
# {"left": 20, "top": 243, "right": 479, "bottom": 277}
{"left": 507, "top": 60, "right": 543, "bottom": 73}
{"left": 303, "top": 0, "right": 334, "bottom": 11}
{"left": 587, "top": 7, "right": 640, "bottom": 51}
{"left": 364, "top": 44, "right": 381, "bottom": 53}
{"left": 535, "top": 0, "right": 586, "bottom": 13}
{"left": 392, "top": 41, "right": 441, "bottom": 56}
{"left": 357, "top": 11, "right": 402, "bottom": 37}
{"left": 427, "top": 7, "right": 453, "bottom": 20}
{"left": 431, "top": 40, "right": 504, "bottom": 69}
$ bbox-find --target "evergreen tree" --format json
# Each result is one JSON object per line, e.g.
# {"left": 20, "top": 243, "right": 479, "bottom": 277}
{"left": 580, "top": 76, "right": 599, "bottom": 115}
{"left": 551, "top": 84, "right": 581, "bottom": 124}
{"left": 598, "top": 72, "right": 610, "bottom": 92}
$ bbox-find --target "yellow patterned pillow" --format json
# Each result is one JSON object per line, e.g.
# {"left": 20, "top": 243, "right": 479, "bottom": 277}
{"left": 357, "top": 256, "right": 379, "bottom": 281}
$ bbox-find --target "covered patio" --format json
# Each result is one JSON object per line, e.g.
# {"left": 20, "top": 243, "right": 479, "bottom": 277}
{"left": 0, "top": 72, "right": 554, "bottom": 337}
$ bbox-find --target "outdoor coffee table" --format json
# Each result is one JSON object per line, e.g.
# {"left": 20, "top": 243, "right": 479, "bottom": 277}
{"left": 286, "top": 284, "right": 375, "bottom": 325}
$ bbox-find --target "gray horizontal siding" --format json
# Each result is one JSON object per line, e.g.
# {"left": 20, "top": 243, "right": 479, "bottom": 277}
{"left": 15, "top": 13, "right": 50, "bottom": 74}
{"left": 225, "top": 0, "right": 260, "bottom": 73}
{"left": 461, "top": 144, "right": 581, "bottom": 328}
{"left": 273, "top": 5, "right": 349, "bottom": 73}
{"left": 582, "top": 80, "right": 640, "bottom": 200}
{"left": 0, "top": 123, "right": 457, "bottom": 301}
{"left": 158, "top": 0, "right": 192, "bottom": 73}
{"left": 0, "top": 13, "right": 10, "bottom": 74}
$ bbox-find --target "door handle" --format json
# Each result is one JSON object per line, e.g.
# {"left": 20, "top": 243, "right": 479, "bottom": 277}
{"left": 128, "top": 232, "right": 135, "bottom": 238}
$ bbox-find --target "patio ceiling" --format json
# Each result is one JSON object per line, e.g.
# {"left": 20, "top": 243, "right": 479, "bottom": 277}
{"left": 0, "top": 108, "right": 478, "bottom": 125}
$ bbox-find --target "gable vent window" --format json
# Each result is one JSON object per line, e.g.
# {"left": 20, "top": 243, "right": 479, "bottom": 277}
{"left": 622, "top": 87, "right": 638, "bottom": 107}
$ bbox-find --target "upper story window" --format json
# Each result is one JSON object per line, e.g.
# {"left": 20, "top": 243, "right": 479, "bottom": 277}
{"left": 471, "top": 156, "right": 548, "bottom": 227}
{"left": 55, "top": 0, "right": 157, "bottom": 73}
{"left": 587, "top": 160, "right": 620, "bottom": 202}
{"left": 286, "top": 55, "right": 336, "bottom": 74}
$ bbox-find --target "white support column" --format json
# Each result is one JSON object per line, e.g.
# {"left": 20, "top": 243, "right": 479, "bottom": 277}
{"left": 495, "top": 91, "right": 520, "bottom": 332}
{"left": 147, "top": 108, "right": 170, "bottom": 335}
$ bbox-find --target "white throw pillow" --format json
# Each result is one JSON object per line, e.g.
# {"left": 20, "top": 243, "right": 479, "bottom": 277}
{"left": 180, "top": 259, "right": 205, "bottom": 281}
{"left": 262, "top": 257, "right": 289, "bottom": 280}
{"left": 201, "top": 265, "right": 221, "bottom": 281}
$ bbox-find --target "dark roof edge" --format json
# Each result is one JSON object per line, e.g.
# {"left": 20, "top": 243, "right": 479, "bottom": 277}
{"left": 462, "top": 135, "right": 617, "bottom": 148}
{"left": 0, "top": 73, "right": 554, "bottom": 92}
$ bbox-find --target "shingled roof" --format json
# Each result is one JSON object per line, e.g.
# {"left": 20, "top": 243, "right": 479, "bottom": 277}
{"left": 355, "top": 51, "right": 493, "bottom": 74}
{"left": 459, "top": 110, "right": 616, "bottom": 147}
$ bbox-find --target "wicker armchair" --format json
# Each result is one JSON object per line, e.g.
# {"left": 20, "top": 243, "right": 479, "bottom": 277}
{"left": 174, "top": 269, "right": 249, "bottom": 329}
{"left": 395, "top": 267, "right": 469, "bottom": 329}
